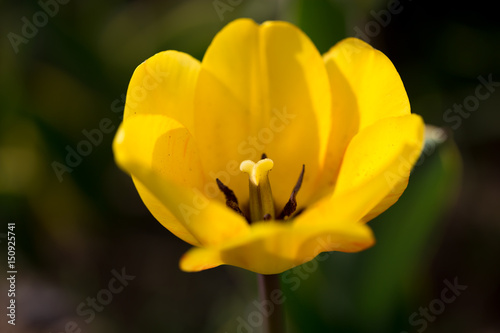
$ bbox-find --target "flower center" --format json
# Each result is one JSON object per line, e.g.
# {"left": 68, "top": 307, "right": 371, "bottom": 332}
{"left": 216, "top": 154, "right": 305, "bottom": 223}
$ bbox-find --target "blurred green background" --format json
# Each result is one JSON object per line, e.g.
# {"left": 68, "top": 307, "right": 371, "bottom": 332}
{"left": 1, "top": 0, "right": 499, "bottom": 332}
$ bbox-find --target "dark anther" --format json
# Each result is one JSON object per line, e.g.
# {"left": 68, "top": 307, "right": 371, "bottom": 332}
{"left": 263, "top": 213, "right": 272, "bottom": 221}
{"left": 261, "top": 153, "right": 267, "bottom": 159}
{"left": 277, "top": 165, "right": 305, "bottom": 220}
{"left": 216, "top": 179, "right": 245, "bottom": 217}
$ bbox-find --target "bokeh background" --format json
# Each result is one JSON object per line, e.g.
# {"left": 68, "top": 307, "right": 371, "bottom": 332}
{"left": 1, "top": 0, "right": 499, "bottom": 332}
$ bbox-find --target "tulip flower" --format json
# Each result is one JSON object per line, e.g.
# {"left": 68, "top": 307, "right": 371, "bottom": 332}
{"left": 113, "top": 18, "right": 424, "bottom": 276}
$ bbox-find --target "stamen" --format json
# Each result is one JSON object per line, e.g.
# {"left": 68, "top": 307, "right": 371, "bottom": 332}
{"left": 216, "top": 178, "right": 245, "bottom": 217}
{"left": 277, "top": 165, "right": 305, "bottom": 220}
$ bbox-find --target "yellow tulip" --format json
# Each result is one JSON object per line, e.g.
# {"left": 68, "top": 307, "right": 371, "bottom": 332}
{"left": 113, "top": 18, "right": 424, "bottom": 275}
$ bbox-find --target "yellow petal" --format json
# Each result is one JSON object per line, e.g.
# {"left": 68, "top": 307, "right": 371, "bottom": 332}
{"left": 324, "top": 38, "right": 410, "bottom": 129}
{"left": 180, "top": 220, "right": 373, "bottom": 274}
{"left": 333, "top": 114, "right": 424, "bottom": 223}
{"left": 123, "top": 50, "right": 200, "bottom": 134}
{"left": 113, "top": 114, "right": 249, "bottom": 246}
{"left": 193, "top": 18, "right": 331, "bottom": 208}
{"left": 320, "top": 38, "right": 411, "bottom": 193}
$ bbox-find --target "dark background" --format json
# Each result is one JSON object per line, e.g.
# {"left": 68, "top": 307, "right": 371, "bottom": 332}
{"left": 1, "top": 0, "right": 499, "bottom": 332}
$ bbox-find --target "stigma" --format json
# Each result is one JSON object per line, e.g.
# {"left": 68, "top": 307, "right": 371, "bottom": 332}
{"left": 239, "top": 158, "right": 274, "bottom": 186}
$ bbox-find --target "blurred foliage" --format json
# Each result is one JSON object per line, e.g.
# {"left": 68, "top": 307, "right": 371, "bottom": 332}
{"left": 0, "top": 0, "right": 499, "bottom": 332}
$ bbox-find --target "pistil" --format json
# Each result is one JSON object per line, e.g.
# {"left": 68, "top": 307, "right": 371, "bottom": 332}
{"left": 240, "top": 158, "right": 275, "bottom": 222}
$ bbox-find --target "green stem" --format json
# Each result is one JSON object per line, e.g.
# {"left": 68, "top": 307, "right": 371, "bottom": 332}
{"left": 258, "top": 273, "right": 285, "bottom": 333}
